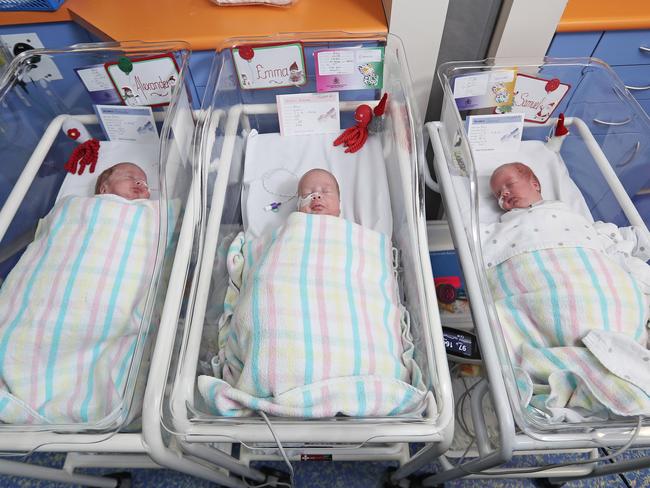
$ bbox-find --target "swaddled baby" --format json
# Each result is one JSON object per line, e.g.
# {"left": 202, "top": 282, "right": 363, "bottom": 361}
{"left": 487, "top": 162, "right": 650, "bottom": 286}
{"left": 203, "top": 167, "right": 427, "bottom": 417}
{"left": 482, "top": 162, "right": 650, "bottom": 420}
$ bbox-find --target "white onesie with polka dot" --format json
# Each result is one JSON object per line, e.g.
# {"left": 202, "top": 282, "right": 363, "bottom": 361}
{"left": 481, "top": 200, "right": 650, "bottom": 295}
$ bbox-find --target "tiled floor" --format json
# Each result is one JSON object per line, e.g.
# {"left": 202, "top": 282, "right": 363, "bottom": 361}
{"left": 0, "top": 449, "right": 648, "bottom": 487}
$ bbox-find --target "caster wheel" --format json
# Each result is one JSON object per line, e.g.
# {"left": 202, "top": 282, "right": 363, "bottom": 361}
{"left": 534, "top": 478, "right": 565, "bottom": 488}
{"left": 101, "top": 471, "right": 132, "bottom": 488}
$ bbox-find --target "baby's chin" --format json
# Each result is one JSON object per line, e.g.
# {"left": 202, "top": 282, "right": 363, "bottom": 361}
{"left": 300, "top": 208, "right": 339, "bottom": 217}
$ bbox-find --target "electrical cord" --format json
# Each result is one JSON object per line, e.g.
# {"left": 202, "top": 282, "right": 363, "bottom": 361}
{"left": 448, "top": 367, "right": 646, "bottom": 478}
{"left": 251, "top": 411, "right": 294, "bottom": 488}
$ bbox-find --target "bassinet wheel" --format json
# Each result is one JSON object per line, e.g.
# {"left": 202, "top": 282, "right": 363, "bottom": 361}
{"left": 534, "top": 478, "right": 565, "bottom": 488}
{"left": 100, "top": 471, "right": 132, "bottom": 488}
{"left": 379, "top": 467, "right": 437, "bottom": 488}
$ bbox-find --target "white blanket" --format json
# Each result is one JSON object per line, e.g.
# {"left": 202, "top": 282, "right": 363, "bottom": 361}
{"left": 483, "top": 202, "right": 650, "bottom": 420}
{"left": 0, "top": 195, "right": 157, "bottom": 424}
{"left": 199, "top": 213, "right": 429, "bottom": 417}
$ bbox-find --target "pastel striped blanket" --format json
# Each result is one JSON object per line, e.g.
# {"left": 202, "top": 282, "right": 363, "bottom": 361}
{"left": 198, "top": 212, "right": 428, "bottom": 417}
{"left": 489, "top": 247, "right": 650, "bottom": 420}
{"left": 0, "top": 195, "right": 157, "bottom": 424}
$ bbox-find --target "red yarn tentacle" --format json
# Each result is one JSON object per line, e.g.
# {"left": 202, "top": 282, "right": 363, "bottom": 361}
{"left": 65, "top": 145, "right": 83, "bottom": 174}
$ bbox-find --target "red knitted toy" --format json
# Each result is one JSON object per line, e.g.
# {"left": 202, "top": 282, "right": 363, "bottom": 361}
{"left": 333, "top": 93, "right": 388, "bottom": 154}
{"left": 62, "top": 117, "right": 100, "bottom": 175}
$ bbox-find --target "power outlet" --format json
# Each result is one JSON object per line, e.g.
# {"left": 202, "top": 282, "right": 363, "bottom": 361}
{"left": 0, "top": 32, "right": 62, "bottom": 82}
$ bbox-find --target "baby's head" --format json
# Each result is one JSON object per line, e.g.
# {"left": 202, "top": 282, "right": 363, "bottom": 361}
{"left": 297, "top": 168, "right": 341, "bottom": 217}
{"left": 489, "top": 162, "right": 542, "bottom": 211}
{"left": 95, "top": 162, "right": 150, "bottom": 200}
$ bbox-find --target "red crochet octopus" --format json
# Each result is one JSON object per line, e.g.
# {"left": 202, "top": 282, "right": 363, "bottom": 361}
{"left": 64, "top": 138, "right": 100, "bottom": 175}
{"left": 334, "top": 93, "right": 388, "bottom": 153}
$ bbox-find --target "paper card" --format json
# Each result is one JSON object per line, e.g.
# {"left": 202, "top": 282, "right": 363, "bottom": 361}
{"left": 233, "top": 43, "right": 306, "bottom": 90}
{"left": 453, "top": 70, "right": 516, "bottom": 111}
{"left": 105, "top": 53, "right": 180, "bottom": 107}
{"left": 75, "top": 64, "right": 122, "bottom": 104}
{"left": 505, "top": 73, "right": 570, "bottom": 123}
{"left": 95, "top": 104, "right": 159, "bottom": 143}
{"left": 276, "top": 92, "right": 340, "bottom": 136}
{"left": 467, "top": 113, "right": 524, "bottom": 152}
{"left": 315, "top": 47, "right": 384, "bottom": 92}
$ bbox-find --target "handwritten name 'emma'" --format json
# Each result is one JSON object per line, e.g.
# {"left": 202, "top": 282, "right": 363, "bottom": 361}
{"left": 256, "top": 64, "right": 289, "bottom": 80}
{"left": 135, "top": 75, "right": 175, "bottom": 92}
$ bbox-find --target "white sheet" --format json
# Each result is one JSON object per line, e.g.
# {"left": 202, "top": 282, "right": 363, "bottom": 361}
{"left": 57, "top": 142, "right": 159, "bottom": 201}
{"left": 242, "top": 130, "right": 392, "bottom": 238}
{"left": 452, "top": 140, "right": 592, "bottom": 225}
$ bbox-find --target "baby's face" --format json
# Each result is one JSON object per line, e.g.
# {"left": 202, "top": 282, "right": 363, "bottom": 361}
{"left": 490, "top": 167, "right": 541, "bottom": 211}
{"left": 100, "top": 163, "right": 150, "bottom": 200}
{"left": 297, "top": 170, "right": 340, "bottom": 217}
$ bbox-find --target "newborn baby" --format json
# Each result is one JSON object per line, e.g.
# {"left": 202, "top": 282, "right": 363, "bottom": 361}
{"left": 296, "top": 168, "right": 340, "bottom": 217}
{"left": 94, "top": 162, "right": 151, "bottom": 200}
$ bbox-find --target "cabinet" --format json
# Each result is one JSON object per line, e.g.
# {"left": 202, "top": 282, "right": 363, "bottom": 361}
{"left": 548, "top": 29, "right": 650, "bottom": 225}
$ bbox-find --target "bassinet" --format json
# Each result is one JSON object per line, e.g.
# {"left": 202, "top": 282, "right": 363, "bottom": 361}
{"left": 0, "top": 41, "right": 200, "bottom": 487}
{"left": 425, "top": 57, "right": 650, "bottom": 484}
{"left": 142, "top": 33, "right": 455, "bottom": 487}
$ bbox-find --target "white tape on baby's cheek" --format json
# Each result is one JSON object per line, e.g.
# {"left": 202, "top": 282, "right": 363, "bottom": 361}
{"left": 498, "top": 195, "right": 506, "bottom": 210}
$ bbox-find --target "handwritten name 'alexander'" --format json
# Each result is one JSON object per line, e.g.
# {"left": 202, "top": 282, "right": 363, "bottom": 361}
{"left": 135, "top": 75, "right": 173, "bottom": 92}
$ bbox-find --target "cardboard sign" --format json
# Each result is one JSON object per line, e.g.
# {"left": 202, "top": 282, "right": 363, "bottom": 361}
{"left": 314, "top": 47, "right": 384, "bottom": 92}
{"left": 506, "top": 73, "right": 570, "bottom": 123}
{"left": 75, "top": 64, "right": 122, "bottom": 104}
{"left": 233, "top": 43, "right": 306, "bottom": 90}
{"left": 95, "top": 105, "right": 159, "bottom": 143}
{"left": 276, "top": 92, "right": 340, "bottom": 136}
{"left": 467, "top": 113, "right": 524, "bottom": 152}
{"left": 105, "top": 53, "right": 180, "bottom": 107}
{"left": 453, "top": 70, "right": 516, "bottom": 111}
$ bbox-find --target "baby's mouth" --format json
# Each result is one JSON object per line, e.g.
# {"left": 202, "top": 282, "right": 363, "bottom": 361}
{"left": 311, "top": 204, "right": 324, "bottom": 212}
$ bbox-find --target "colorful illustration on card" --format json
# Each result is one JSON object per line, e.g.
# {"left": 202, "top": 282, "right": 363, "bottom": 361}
{"left": 233, "top": 43, "right": 306, "bottom": 90}
{"left": 501, "top": 73, "right": 570, "bottom": 123}
{"left": 314, "top": 48, "right": 384, "bottom": 92}
{"left": 105, "top": 53, "right": 180, "bottom": 107}
{"left": 453, "top": 70, "right": 516, "bottom": 111}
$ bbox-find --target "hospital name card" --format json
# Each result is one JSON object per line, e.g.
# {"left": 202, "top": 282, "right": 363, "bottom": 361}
{"left": 276, "top": 92, "right": 340, "bottom": 137}
{"left": 467, "top": 113, "right": 523, "bottom": 152}
{"left": 314, "top": 47, "right": 384, "bottom": 92}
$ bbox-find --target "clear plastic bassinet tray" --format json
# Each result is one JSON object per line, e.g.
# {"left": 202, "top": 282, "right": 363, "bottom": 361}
{"left": 159, "top": 33, "right": 453, "bottom": 445}
{"left": 436, "top": 57, "right": 650, "bottom": 436}
{"left": 0, "top": 40, "right": 196, "bottom": 435}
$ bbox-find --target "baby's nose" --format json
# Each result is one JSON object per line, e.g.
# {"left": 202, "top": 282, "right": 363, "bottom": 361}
{"left": 313, "top": 193, "right": 322, "bottom": 200}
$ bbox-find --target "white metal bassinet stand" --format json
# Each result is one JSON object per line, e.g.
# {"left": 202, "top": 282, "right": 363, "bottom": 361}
{"left": 142, "top": 33, "right": 455, "bottom": 488}
{"left": 0, "top": 41, "right": 206, "bottom": 487}
{"left": 419, "top": 58, "right": 650, "bottom": 486}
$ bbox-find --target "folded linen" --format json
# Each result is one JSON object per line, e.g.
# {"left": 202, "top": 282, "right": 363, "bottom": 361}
{"left": 199, "top": 212, "right": 429, "bottom": 417}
